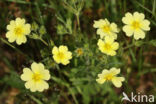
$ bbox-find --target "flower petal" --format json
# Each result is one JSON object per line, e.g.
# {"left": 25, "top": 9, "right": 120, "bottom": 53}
{"left": 109, "top": 32, "right": 117, "bottom": 40}
{"left": 21, "top": 68, "right": 33, "bottom": 81}
{"left": 98, "top": 70, "right": 109, "bottom": 78}
{"left": 110, "top": 68, "right": 120, "bottom": 75}
{"left": 52, "top": 46, "right": 59, "bottom": 55}
{"left": 133, "top": 12, "right": 145, "bottom": 21}
{"left": 97, "top": 29, "right": 107, "bottom": 38}
{"left": 105, "top": 36, "right": 114, "bottom": 44}
{"left": 16, "top": 36, "right": 27, "bottom": 45}
{"left": 96, "top": 78, "right": 106, "bottom": 84}
{"left": 97, "top": 39, "right": 104, "bottom": 46}
{"left": 65, "top": 52, "right": 72, "bottom": 59}
{"left": 59, "top": 45, "right": 68, "bottom": 52}
{"left": 134, "top": 29, "right": 145, "bottom": 40}
{"left": 7, "top": 21, "right": 16, "bottom": 31}
{"left": 112, "top": 42, "right": 119, "bottom": 50}
{"left": 93, "top": 19, "right": 106, "bottom": 28}
{"left": 53, "top": 55, "right": 61, "bottom": 63}
{"left": 61, "top": 59, "right": 69, "bottom": 65}
{"left": 31, "top": 62, "right": 40, "bottom": 73}
{"left": 110, "top": 23, "right": 118, "bottom": 33}
{"left": 6, "top": 32, "right": 17, "bottom": 43}
{"left": 42, "top": 70, "right": 50, "bottom": 80}
{"left": 140, "top": 20, "right": 150, "bottom": 31}
{"left": 109, "top": 51, "right": 116, "bottom": 56}
{"left": 25, "top": 80, "right": 37, "bottom": 92}
{"left": 122, "top": 12, "right": 133, "bottom": 24}
{"left": 38, "top": 63, "right": 45, "bottom": 70}
{"left": 24, "top": 24, "right": 31, "bottom": 35}
{"left": 15, "top": 18, "right": 25, "bottom": 26}
{"left": 36, "top": 80, "right": 49, "bottom": 92}
{"left": 123, "top": 25, "right": 134, "bottom": 37}
{"left": 112, "top": 77, "right": 125, "bottom": 88}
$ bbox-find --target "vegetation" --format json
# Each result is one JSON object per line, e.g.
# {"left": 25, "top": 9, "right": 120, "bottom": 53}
{"left": 0, "top": 0, "right": 156, "bottom": 104}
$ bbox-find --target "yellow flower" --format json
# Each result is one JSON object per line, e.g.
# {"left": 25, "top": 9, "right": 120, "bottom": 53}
{"left": 21, "top": 62, "right": 50, "bottom": 92}
{"left": 52, "top": 45, "right": 72, "bottom": 65}
{"left": 76, "top": 48, "right": 83, "bottom": 56}
{"left": 6, "top": 18, "right": 31, "bottom": 45}
{"left": 122, "top": 12, "right": 150, "bottom": 40}
{"left": 96, "top": 67, "right": 125, "bottom": 88}
{"left": 93, "top": 19, "right": 119, "bottom": 39}
{"left": 97, "top": 37, "right": 119, "bottom": 56}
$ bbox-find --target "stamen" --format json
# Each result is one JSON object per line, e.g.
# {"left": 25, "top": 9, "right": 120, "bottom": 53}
{"left": 132, "top": 21, "right": 140, "bottom": 29}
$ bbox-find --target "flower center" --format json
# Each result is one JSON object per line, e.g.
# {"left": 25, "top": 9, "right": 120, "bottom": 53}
{"left": 105, "top": 74, "right": 113, "bottom": 80}
{"left": 14, "top": 27, "right": 23, "bottom": 36}
{"left": 102, "top": 25, "right": 110, "bottom": 33}
{"left": 104, "top": 43, "right": 111, "bottom": 50}
{"left": 57, "top": 52, "right": 65, "bottom": 59}
{"left": 32, "top": 73, "right": 41, "bottom": 82}
{"left": 132, "top": 21, "right": 140, "bottom": 29}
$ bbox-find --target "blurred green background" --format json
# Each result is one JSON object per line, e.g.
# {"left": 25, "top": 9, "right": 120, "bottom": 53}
{"left": 0, "top": 0, "right": 156, "bottom": 104}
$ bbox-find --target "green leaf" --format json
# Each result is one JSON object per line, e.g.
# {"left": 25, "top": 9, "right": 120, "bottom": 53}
{"left": 31, "top": 22, "right": 39, "bottom": 31}
{"left": 66, "top": 18, "right": 72, "bottom": 34}
{"left": 29, "top": 33, "right": 40, "bottom": 40}
{"left": 57, "top": 24, "right": 68, "bottom": 35}
{"left": 149, "top": 40, "right": 156, "bottom": 47}
{"left": 39, "top": 25, "right": 47, "bottom": 36}
{"left": 135, "top": 40, "right": 144, "bottom": 47}
{"left": 51, "top": 76, "right": 70, "bottom": 87}
{"left": 2, "top": 71, "right": 25, "bottom": 89}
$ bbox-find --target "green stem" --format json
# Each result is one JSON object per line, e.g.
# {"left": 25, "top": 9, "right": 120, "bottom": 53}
{"left": 40, "top": 38, "right": 48, "bottom": 46}
{"left": 76, "top": 13, "right": 80, "bottom": 31}
{"left": 123, "top": 44, "right": 135, "bottom": 50}
{"left": 68, "top": 88, "right": 79, "bottom": 104}
{"left": 0, "top": 38, "right": 31, "bottom": 60}
{"left": 28, "top": 95, "right": 43, "bottom": 104}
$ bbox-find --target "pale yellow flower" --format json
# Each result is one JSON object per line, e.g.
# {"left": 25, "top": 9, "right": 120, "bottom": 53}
{"left": 52, "top": 45, "right": 72, "bottom": 65}
{"left": 122, "top": 12, "right": 150, "bottom": 40}
{"left": 96, "top": 67, "right": 125, "bottom": 88}
{"left": 97, "top": 37, "right": 119, "bottom": 56}
{"left": 6, "top": 18, "right": 31, "bottom": 45}
{"left": 21, "top": 62, "right": 50, "bottom": 92}
{"left": 93, "top": 19, "right": 119, "bottom": 39}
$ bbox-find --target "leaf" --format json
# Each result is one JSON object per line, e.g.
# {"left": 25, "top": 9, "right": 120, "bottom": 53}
{"left": 2, "top": 71, "right": 25, "bottom": 89}
{"left": 29, "top": 33, "right": 40, "bottom": 40}
{"left": 56, "top": 24, "right": 68, "bottom": 35}
{"left": 149, "top": 40, "right": 156, "bottom": 47}
{"left": 135, "top": 40, "right": 144, "bottom": 47}
{"left": 66, "top": 18, "right": 72, "bottom": 34}
{"left": 134, "top": 1, "right": 153, "bottom": 15}
{"left": 39, "top": 25, "right": 46, "bottom": 36}
{"left": 51, "top": 76, "right": 70, "bottom": 87}
{"left": 40, "top": 48, "right": 49, "bottom": 58}
{"left": 62, "top": 1, "right": 77, "bottom": 14}
{"left": 31, "top": 22, "right": 39, "bottom": 31}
